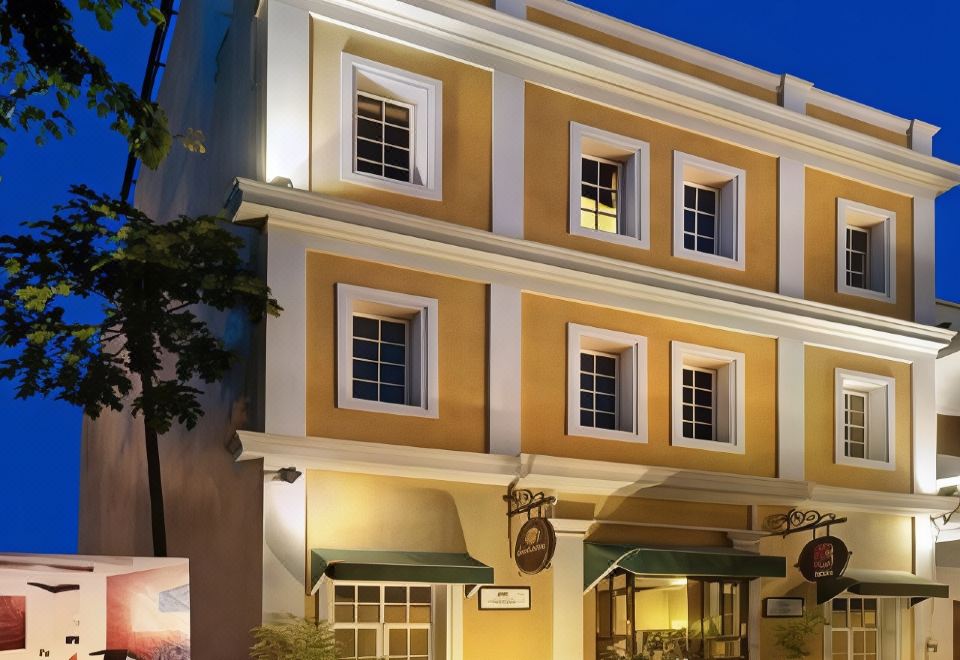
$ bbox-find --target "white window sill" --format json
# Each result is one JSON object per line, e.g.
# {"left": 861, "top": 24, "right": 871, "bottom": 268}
{"left": 673, "top": 246, "right": 746, "bottom": 271}
{"left": 835, "top": 455, "right": 895, "bottom": 471}
{"left": 570, "top": 225, "right": 651, "bottom": 250}
{"left": 338, "top": 396, "right": 439, "bottom": 419}
{"left": 340, "top": 168, "right": 443, "bottom": 201}
{"left": 568, "top": 424, "right": 647, "bottom": 444}
{"left": 671, "top": 435, "right": 745, "bottom": 454}
{"left": 836, "top": 282, "right": 895, "bottom": 304}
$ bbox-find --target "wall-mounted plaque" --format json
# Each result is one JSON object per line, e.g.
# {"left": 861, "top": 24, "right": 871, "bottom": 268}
{"left": 797, "top": 535, "right": 850, "bottom": 582}
{"left": 763, "top": 597, "right": 804, "bottom": 618}
{"left": 514, "top": 517, "right": 556, "bottom": 575}
{"left": 477, "top": 586, "right": 531, "bottom": 610}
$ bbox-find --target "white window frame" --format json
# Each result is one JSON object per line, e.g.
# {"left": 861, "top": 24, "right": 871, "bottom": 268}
{"left": 822, "top": 596, "right": 902, "bottom": 660}
{"left": 567, "top": 323, "right": 648, "bottom": 443}
{"left": 834, "top": 368, "right": 896, "bottom": 470}
{"left": 672, "top": 151, "right": 746, "bottom": 270}
{"left": 337, "top": 283, "right": 439, "bottom": 419}
{"left": 569, "top": 122, "right": 650, "bottom": 249}
{"left": 340, "top": 53, "right": 442, "bottom": 200}
{"left": 836, "top": 198, "right": 896, "bottom": 303}
{"left": 670, "top": 341, "right": 745, "bottom": 454}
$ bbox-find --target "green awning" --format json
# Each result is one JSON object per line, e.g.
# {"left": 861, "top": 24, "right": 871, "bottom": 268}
{"left": 817, "top": 569, "right": 949, "bottom": 605}
{"left": 310, "top": 549, "right": 493, "bottom": 594}
{"left": 584, "top": 543, "right": 787, "bottom": 592}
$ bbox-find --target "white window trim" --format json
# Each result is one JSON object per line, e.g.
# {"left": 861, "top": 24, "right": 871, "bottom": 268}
{"left": 340, "top": 53, "right": 442, "bottom": 200}
{"left": 337, "top": 283, "right": 439, "bottom": 418}
{"left": 834, "top": 368, "right": 896, "bottom": 470}
{"left": 835, "top": 198, "right": 896, "bottom": 303}
{"left": 568, "top": 122, "right": 650, "bottom": 249}
{"left": 566, "top": 323, "right": 648, "bottom": 443}
{"left": 670, "top": 341, "right": 746, "bottom": 454}
{"left": 672, "top": 151, "right": 746, "bottom": 270}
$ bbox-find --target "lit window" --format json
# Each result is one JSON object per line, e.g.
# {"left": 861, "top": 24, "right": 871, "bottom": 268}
{"left": 569, "top": 123, "right": 650, "bottom": 248}
{"left": 567, "top": 324, "right": 647, "bottom": 442}
{"left": 836, "top": 199, "right": 896, "bottom": 302}
{"left": 673, "top": 151, "right": 746, "bottom": 269}
{"left": 834, "top": 369, "right": 895, "bottom": 469}
{"left": 671, "top": 342, "right": 745, "bottom": 453}
{"left": 337, "top": 284, "right": 438, "bottom": 418}
{"left": 340, "top": 53, "right": 442, "bottom": 200}
{"left": 828, "top": 597, "right": 880, "bottom": 660}
{"left": 332, "top": 584, "right": 432, "bottom": 660}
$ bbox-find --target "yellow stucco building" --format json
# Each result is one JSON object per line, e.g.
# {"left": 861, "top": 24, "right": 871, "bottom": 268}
{"left": 79, "top": 1, "right": 960, "bottom": 658}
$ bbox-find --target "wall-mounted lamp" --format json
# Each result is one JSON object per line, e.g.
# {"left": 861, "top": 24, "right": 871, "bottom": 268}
{"left": 926, "top": 638, "right": 939, "bottom": 653}
{"left": 265, "top": 466, "right": 302, "bottom": 483}
{"left": 269, "top": 176, "right": 293, "bottom": 188}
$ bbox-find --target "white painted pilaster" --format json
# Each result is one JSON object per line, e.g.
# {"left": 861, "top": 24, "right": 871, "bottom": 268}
{"left": 265, "top": 0, "right": 311, "bottom": 189}
{"left": 494, "top": 0, "right": 527, "bottom": 19}
{"left": 913, "top": 356, "right": 938, "bottom": 495}
{"left": 777, "top": 158, "right": 805, "bottom": 298}
{"left": 908, "top": 119, "right": 940, "bottom": 157}
{"left": 551, "top": 518, "right": 591, "bottom": 660}
{"left": 748, "top": 579, "right": 761, "bottom": 659}
{"left": 913, "top": 195, "right": 936, "bottom": 325}
{"left": 777, "top": 338, "right": 805, "bottom": 481}
{"left": 492, "top": 71, "right": 525, "bottom": 238}
{"left": 913, "top": 515, "right": 936, "bottom": 659}
{"left": 266, "top": 226, "right": 307, "bottom": 436}
{"left": 778, "top": 74, "right": 813, "bottom": 114}
{"left": 447, "top": 585, "right": 464, "bottom": 660}
{"left": 262, "top": 471, "right": 307, "bottom": 621}
{"left": 489, "top": 284, "right": 522, "bottom": 455}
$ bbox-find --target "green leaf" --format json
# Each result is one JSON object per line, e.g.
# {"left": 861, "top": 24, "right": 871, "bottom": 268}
{"left": 147, "top": 7, "right": 166, "bottom": 25}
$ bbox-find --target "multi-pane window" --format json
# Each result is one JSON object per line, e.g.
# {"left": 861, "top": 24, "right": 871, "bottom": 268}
{"left": 682, "top": 183, "right": 719, "bottom": 255}
{"left": 845, "top": 226, "right": 870, "bottom": 289}
{"left": 333, "top": 584, "right": 431, "bottom": 660}
{"left": 355, "top": 92, "right": 412, "bottom": 183}
{"left": 580, "top": 350, "right": 618, "bottom": 430}
{"left": 352, "top": 314, "right": 408, "bottom": 405}
{"left": 580, "top": 156, "right": 621, "bottom": 234}
{"left": 843, "top": 390, "right": 867, "bottom": 459}
{"left": 681, "top": 366, "right": 715, "bottom": 441}
{"left": 831, "top": 598, "right": 879, "bottom": 660}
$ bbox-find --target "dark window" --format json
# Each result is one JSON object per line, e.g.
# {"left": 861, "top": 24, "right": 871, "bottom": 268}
{"left": 682, "top": 366, "right": 715, "bottom": 441}
{"left": 682, "top": 183, "right": 719, "bottom": 255}
{"left": 579, "top": 350, "right": 618, "bottom": 430}
{"left": 355, "top": 93, "right": 412, "bottom": 183}
{"left": 352, "top": 314, "right": 408, "bottom": 405}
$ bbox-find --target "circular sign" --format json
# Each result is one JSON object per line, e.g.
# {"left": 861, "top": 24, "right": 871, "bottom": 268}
{"left": 797, "top": 535, "right": 850, "bottom": 582}
{"left": 514, "top": 517, "right": 556, "bottom": 575}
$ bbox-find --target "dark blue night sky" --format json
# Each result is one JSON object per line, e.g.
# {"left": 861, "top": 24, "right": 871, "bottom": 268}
{"left": 0, "top": 1, "right": 958, "bottom": 553}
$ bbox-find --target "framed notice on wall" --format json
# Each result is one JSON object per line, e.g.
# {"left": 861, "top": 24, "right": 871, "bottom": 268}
{"left": 477, "top": 586, "right": 531, "bottom": 610}
{"left": 763, "top": 597, "right": 804, "bottom": 618}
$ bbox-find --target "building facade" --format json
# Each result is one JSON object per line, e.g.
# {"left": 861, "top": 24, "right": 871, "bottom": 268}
{"left": 79, "top": 1, "right": 960, "bottom": 658}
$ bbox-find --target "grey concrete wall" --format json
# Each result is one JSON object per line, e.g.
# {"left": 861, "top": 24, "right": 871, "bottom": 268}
{"left": 79, "top": 1, "right": 268, "bottom": 658}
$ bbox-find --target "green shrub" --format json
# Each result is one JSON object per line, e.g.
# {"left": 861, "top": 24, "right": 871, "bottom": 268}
{"left": 250, "top": 618, "right": 338, "bottom": 660}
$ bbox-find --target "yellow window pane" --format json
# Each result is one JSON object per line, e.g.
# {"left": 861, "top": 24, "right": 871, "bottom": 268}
{"left": 863, "top": 609, "right": 876, "bottom": 627}
{"left": 358, "top": 605, "right": 379, "bottom": 623}
{"left": 335, "top": 605, "right": 355, "bottom": 623}
{"left": 357, "top": 629, "right": 378, "bottom": 658}
{"left": 596, "top": 214, "right": 617, "bottom": 234}
{"left": 833, "top": 630, "right": 848, "bottom": 651}
{"left": 335, "top": 629, "right": 356, "bottom": 658}
{"left": 832, "top": 610, "right": 847, "bottom": 628}
{"left": 389, "top": 628, "right": 407, "bottom": 656}
{"left": 853, "top": 630, "right": 864, "bottom": 653}
{"left": 384, "top": 605, "right": 406, "bottom": 623}
{"left": 410, "top": 605, "right": 431, "bottom": 623}
{"left": 866, "top": 632, "right": 877, "bottom": 652}
{"left": 410, "top": 629, "right": 429, "bottom": 655}
{"left": 580, "top": 208, "right": 597, "bottom": 230}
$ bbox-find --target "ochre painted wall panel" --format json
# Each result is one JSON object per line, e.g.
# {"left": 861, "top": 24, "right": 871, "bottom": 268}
{"left": 807, "top": 104, "right": 909, "bottom": 148}
{"left": 803, "top": 346, "right": 912, "bottom": 492}
{"left": 311, "top": 21, "right": 492, "bottom": 231}
{"left": 521, "top": 293, "right": 777, "bottom": 476}
{"left": 938, "top": 413, "right": 960, "bottom": 457}
{"left": 305, "top": 252, "right": 487, "bottom": 452}
{"left": 525, "top": 84, "right": 779, "bottom": 292}
{"left": 804, "top": 168, "right": 914, "bottom": 320}
{"left": 527, "top": 9, "right": 777, "bottom": 104}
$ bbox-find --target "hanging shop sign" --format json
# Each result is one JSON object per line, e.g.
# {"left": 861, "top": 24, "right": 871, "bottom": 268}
{"left": 477, "top": 586, "right": 531, "bottom": 610}
{"left": 514, "top": 517, "right": 556, "bottom": 575}
{"left": 797, "top": 535, "right": 850, "bottom": 582}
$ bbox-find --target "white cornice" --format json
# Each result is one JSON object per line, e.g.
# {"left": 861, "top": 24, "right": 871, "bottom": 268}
{"left": 232, "top": 430, "right": 960, "bottom": 516}
{"left": 229, "top": 179, "right": 954, "bottom": 357}
{"left": 288, "top": 0, "right": 960, "bottom": 194}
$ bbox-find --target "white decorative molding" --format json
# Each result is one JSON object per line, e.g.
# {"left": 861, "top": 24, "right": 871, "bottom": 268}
{"left": 726, "top": 530, "right": 768, "bottom": 552}
{"left": 232, "top": 430, "right": 960, "bottom": 515}
{"left": 777, "top": 338, "right": 805, "bottom": 481}
{"left": 228, "top": 179, "right": 955, "bottom": 358}
{"left": 913, "top": 357, "right": 939, "bottom": 495}
{"left": 777, "top": 158, "right": 804, "bottom": 298}
{"left": 492, "top": 71, "right": 525, "bottom": 238}
{"left": 778, "top": 74, "right": 813, "bottom": 114}
{"left": 300, "top": 0, "right": 960, "bottom": 196}
{"left": 913, "top": 196, "right": 936, "bottom": 325}
{"left": 551, "top": 519, "right": 587, "bottom": 660}
{"left": 488, "top": 284, "right": 522, "bottom": 455}
{"left": 265, "top": 0, "right": 310, "bottom": 189}
{"left": 909, "top": 119, "right": 940, "bottom": 156}
{"left": 494, "top": 0, "right": 526, "bottom": 19}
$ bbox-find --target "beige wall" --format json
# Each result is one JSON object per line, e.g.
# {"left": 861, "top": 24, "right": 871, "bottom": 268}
{"left": 305, "top": 252, "right": 488, "bottom": 453}
{"left": 804, "top": 168, "right": 915, "bottom": 320}
{"left": 525, "top": 84, "right": 779, "bottom": 292}
{"left": 526, "top": 9, "right": 777, "bottom": 104}
{"left": 311, "top": 20, "right": 492, "bottom": 231}
{"left": 305, "top": 471, "right": 553, "bottom": 660}
{"left": 804, "top": 346, "right": 913, "bottom": 493}
{"left": 521, "top": 293, "right": 778, "bottom": 475}
{"left": 939, "top": 414, "right": 960, "bottom": 457}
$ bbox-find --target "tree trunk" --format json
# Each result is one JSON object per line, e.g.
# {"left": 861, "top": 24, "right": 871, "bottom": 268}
{"left": 143, "top": 417, "right": 167, "bottom": 557}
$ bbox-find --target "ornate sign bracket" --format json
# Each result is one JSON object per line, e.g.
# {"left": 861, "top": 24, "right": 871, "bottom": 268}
{"left": 504, "top": 482, "right": 556, "bottom": 559}
{"left": 763, "top": 508, "right": 848, "bottom": 538}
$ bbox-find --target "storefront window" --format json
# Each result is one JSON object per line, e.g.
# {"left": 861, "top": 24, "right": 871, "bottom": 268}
{"left": 824, "top": 597, "right": 901, "bottom": 660}
{"left": 333, "top": 584, "right": 431, "bottom": 660}
{"left": 596, "top": 571, "right": 748, "bottom": 660}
